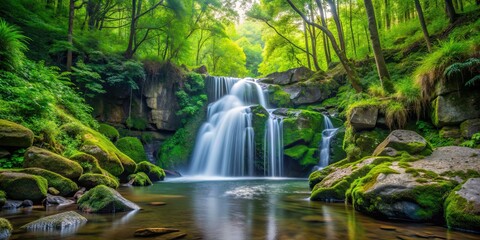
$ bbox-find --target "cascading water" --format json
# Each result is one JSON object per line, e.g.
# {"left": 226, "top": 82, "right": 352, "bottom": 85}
{"left": 317, "top": 115, "right": 338, "bottom": 168}
{"left": 189, "top": 76, "right": 283, "bottom": 177}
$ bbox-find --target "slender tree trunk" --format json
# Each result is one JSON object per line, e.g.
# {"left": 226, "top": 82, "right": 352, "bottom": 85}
{"left": 303, "top": 21, "right": 312, "bottom": 70}
{"left": 125, "top": 0, "right": 137, "bottom": 59}
{"left": 384, "top": 0, "right": 391, "bottom": 29}
{"left": 459, "top": 0, "right": 464, "bottom": 12}
{"left": 445, "top": 0, "right": 457, "bottom": 23}
{"left": 364, "top": 0, "right": 392, "bottom": 92}
{"left": 326, "top": 0, "right": 346, "bottom": 52}
{"left": 287, "top": 0, "right": 363, "bottom": 93}
{"left": 349, "top": 0, "right": 357, "bottom": 57}
{"left": 316, "top": 0, "right": 331, "bottom": 65}
{"left": 364, "top": 25, "right": 371, "bottom": 54}
{"left": 308, "top": 4, "right": 321, "bottom": 71}
{"left": 67, "top": 0, "right": 74, "bottom": 71}
{"left": 414, "top": 0, "right": 432, "bottom": 52}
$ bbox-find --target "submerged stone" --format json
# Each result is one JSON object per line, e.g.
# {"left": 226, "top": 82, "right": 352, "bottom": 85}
{"left": 0, "top": 218, "right": 12, "bottom": 240}
{"left": 134, "top": 228, "right": 180, "bottom": 237}
{"left": 20, "top": 211, "right": 87, "bottom": 232}
{"left": 77, "top": 185, "right": 140, "bottom": 213}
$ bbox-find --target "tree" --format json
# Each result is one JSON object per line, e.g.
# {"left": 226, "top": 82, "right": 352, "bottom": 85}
{"left": 414, "top": 0, "right": 432, "bottom": 52}
{"left": 67, "top": 0, "right": 75, "bottom": 71}
{"left": 285, "top": 0, "right": 363, "bottom": 93}
{"left": 445, "top": 0, "right": 457, "bottom": 23}
{"left": 363, "top": 0, "right": 391, "bottom": 92}
{"left": 326, "top": 0, "right": 346, "bottom": 52}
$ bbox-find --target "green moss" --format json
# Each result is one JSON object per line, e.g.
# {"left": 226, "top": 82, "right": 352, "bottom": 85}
{"left": 78, "top": 173, "right": 119, "bottom": 189}
{"left": 0, "top": 172, "right": 48, "bottom": 201}
{"left": 135, "top": 161, "right": 165, "bottom": 182}
{"left": 440, "top": 170, "right": 480, "bottom": 181}
{"left": 445, "top": 185, "right": 480, "bottom": 231}
{"left": 283, "top": 110, "right": 323, "bottom": 147}
{"left": 69, "top": 152, "right": 103, "bottom": 174}
{"left": 0, "top": 218, "right": 12, "bottom": 237}
{"left": 126, "top": 116, "right": 148, "bottom": 130}
{"left": 23, "top": 146, "right": 83, "bottom": 180}
{"left": 301, "top": 148, "right": 318, "bottom": 166}
{"left": 0, "top": 119, "right": 34, "bottom": 148}
{"left": 352, "top": 129, "right": 389, "bottom": 159}
{"left": 308, "top": 167, "right": 333, "bottom": 189}
{"left": 19, "top": 168, "right": 78, "bottom": 196}
{"left": 267, "top": 85, "right": 292, "bottom": 108}
{"left": 250, "top": 105, "right": 268, "bottom": 166}
{"left": 411, "top": 181, "right": 454, "bottom": 219}
{"left": 115, "top": 137, "right": 147, "bottom": 163}
{"left": 98, "top": 123, "right": 119, "bottom": 142}
{"left": 284, "top": 145, "right": 308, "bottom": 159}
{"left": 77, "top": 185, "right": 138, "bottom": 213}
{"left": 128, "top": 172, "right": 152, "bottom": 186}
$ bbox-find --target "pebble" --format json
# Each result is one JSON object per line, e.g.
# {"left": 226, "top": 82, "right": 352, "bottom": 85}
{"left": 149, "top": 202, "right": 166, "bottom": 206}
{"left": 134, "top": 228, "right": 179, "bottom": 237}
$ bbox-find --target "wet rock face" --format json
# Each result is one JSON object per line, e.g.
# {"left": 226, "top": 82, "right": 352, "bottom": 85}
{"left": 20, "top": 211, "right": 87, "bottom": 231}
{"left": 0, "top": 119, "right": 34, "bottom": 148}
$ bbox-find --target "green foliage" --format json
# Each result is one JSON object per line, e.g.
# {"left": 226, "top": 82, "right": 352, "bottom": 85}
{"left": 0, "top": 19, "right": 28, "bottom": 71}
{"left": 416, "top": 121, "right": 455, "bottom": 147}
{"left": 71, "top": 60, "right": 105, "bottom": 98}
{"left": 461, "top": 132, "right": 480, "bottom": 148}
{"left": 175, "top": 72, "right": 207, "bottom": 125}
{"left": 126, "top": 116, "right": 148, "bottom": 130}
{"left": 0, "top": 149, "right": 25, "bottom": 169}
{"left": 98, "top": 124, "right": 119, "bottom": 142}
{"left": 115, "top": 137, "right": 147, "bottom": 163}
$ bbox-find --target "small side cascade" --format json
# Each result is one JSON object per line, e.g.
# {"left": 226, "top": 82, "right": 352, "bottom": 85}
{"left": 318, "top": 115, "right": 338, "bottom": 169}
{"left": 264, "top": 109, "right": 284, "bottom": 177}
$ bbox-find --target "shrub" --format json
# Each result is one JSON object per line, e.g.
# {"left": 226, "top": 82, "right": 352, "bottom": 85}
{"left": 115, "top": 137, "right": 147, "bottom": 163}
{"left": 98, "top": 123, "right": 119, "bottom": 142}
{"left": 0, "top": 19, "right": 28, "bottom": 71}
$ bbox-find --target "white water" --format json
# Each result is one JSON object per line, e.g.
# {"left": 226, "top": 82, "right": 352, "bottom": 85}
{"left": 318, "top": 115, "right": 338, "bottom": 168}
{"left": 189, "top": 76, "right": 283, "bottom": 177}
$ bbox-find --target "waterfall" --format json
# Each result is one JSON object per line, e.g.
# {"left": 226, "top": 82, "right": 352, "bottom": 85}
{"left": 318, "top": 115, "right": 338, "bottom": 168}
{"left": 190, "top": 76, "right": 283, "bottom": 177}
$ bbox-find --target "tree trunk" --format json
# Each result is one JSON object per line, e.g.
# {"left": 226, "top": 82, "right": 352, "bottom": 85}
{"left": 364, "top": 0, "right": 392, "bottom": 92}
{"left": 384, "top": 0, "right": 391, "bottom": 29}
{"left": 445, "top": 0, "right": 457, "bottom": 23}
{"left": 414, "top": 0, "right": 432, "bottom": 52}
{"left": 303, "top": 21, "right": 312, "bottom": 70}
{"left": 308, "top": 4, "right": 321, "bottom": 71}
{"left": 349, "top": 0, "right": 357, "bottom": 57}
{"left": 287, "top": 0, "right": 363, "bottom": 93}
{"left": 67, "top": 0, "right": 74, "bottom": 71}
{"left": 125, "top": 0, "right": 138, "bottom": 58}
{"left": 364, "top": 25, "right": 371, "bottom": 54}
{"left": 316, "top": 0, "right": 331, "bottom": 65}
{"left": 326, "top": 0, "right": 346, "bottom": 52}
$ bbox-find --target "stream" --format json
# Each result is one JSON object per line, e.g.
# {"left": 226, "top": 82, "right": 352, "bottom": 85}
{"left": 2, "top": 178, "right": 479, "bottom": 240}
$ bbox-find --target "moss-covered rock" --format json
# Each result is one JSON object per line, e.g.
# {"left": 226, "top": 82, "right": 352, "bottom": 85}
{"left": 267, "top": 85, "right": 293, "bottom": 108}
{"left": 0, "top": 218, "right": 12, "bottom": 240}
{"left": 20, "top": 211, "right": 87, "bottom": 231}
{"left": 78, "top": 173, "right": 119, "bottom": 189}
{"left": 251, "top": 105, "right": 268, "bottom": 166}
{"left": 0, "top": 119, "right": 34, "bottom": 148}
{"left": 23, "top": 146, "right": 83, "bottom": 180}
{"left": 344, "top": 128, "right": 389, "bottom": 160}
{"left": 135, "top": 161, "right": 165, "bottom": 182}
{"left": 77, "top": 185, "right": 140, "bottom": 213}
{"left": 0, "top": 191, "right": 5, "bottom": 208}
{"left": 445, "top": 178, "right": 480, "bottom": 232}
{"left": 115, "top": 137, "right": 147, "bottom": 163}
{"left": 98, "top": 123, "right": 120, "bottom": 142}
{"left": 62, "top": 122, "right": 136, "bottom": 178}
{"left": 128, "top": 172, "right": 153, "bottom": 186}
{"left": 284, "top": 145, "right": 309, "bottom": 159}
{"left": 0, "top": 172, "right": 48, "bottom": 201}
{"left": 373, "top": 130, "right": 430, "bottom": 156}
{"left": 283, "top": 110, "right": 324, "bottom": 147}
{"left": 69, "top": 152, "right": 103, "bottom": 174}
{"left": 19, "top": 168, "right": 78, "bottom": 196}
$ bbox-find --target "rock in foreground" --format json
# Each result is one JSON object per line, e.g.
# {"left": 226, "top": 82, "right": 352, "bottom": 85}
{"left": 23, "top": 147, "right": 83, "bottom": 180}
{"left": 445, "top": 178, "right": 480, "bottom": 232}
{"left": 0, "top": 172, "right": 48, "bottom": 202}
{"left": 0, "top": 218, "right": 12, "bottom": 240}
{"left": 0, "top": 119, "right": 34, "bottom": 148}
{"left": 20, "top": 211, "right": 87, "bottom": 231}
{"left": 77, "top": 185, "right": 140, "bottom": 213}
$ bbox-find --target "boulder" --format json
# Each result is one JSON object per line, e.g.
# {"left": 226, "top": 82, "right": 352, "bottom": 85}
{"left": 78, "top": 173, "right": 119, "bottom": 189}
{"left": 20, "top": 211, "right": 87, "bottom": 231}
{"left": 373, "top": 130, "right": 429, "bottom": 156}
{"left": 2, "top": 200, "right": 22, "bottom": 209}
{"left": 115, "top": 137, "right": 148, "bottom": 163}
{"left": 0, "top": 172, "right": 48, "bottom": 202}
{"left": 282, "top": 110, "right": 324, "bottom": 147}
{"left": 351, "top": 129, "right": 389, "bottom": 158}
{"left": 135, "top": 161, "right": 165, "bottom": 182}
{"left": 431, "top": 93, "right": 480, "bottom": 127}
{"left": 23, "top": 147, "right": 83, "bottom": 180}
{"left": 44, "top": 194, "right": 75, "bottom": 206}
{"left": 267, "top": 85, "right": 293, "bottom": 108}
{"left": 251, "top": 105, "right": 269, "bottom": 163}
{"left": 349, "top": 107, "right": 378, "bottom": 131}
{"left": 266, "top": 67, "right": 314, "bottom": 85}
{"left": 98, "top": 123, "right": 119, "bottom": 142}
{"left": 69, "top": 152, "right": 103, "bottom": 174}
{"left": 439, "top": 126, "right": 461, "bottom": 139}
{"left": 19, "top": 168, "right": 78, "bottom": 196}
{"left": 48, "top": 187, "right": 60, "bottom": 195}
{"left": 0, "top": 218, "right": 12, "bottom": 240}
{"left": 445, "top": 178, "right": 480, "bottom": 232}
{"left": 460, "top": 119, "right": 480, "bottom": 138}
{"left": 0, "top": 119, "right": 34, "bottom": 148}
{"left": 77, "top": 185, "right": 140, "bottom": 213}
{"left": 128, "top": 172, "right": 152, "bottom": 186}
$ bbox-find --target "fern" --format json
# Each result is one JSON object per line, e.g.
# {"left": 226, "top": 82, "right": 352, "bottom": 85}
{"left": 443, "top": 58, "right": 480, "bottom": 86}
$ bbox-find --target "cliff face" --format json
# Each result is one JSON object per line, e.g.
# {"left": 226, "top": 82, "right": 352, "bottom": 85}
{"left": 91, "top": 62, "right": 183, "bottom": 134}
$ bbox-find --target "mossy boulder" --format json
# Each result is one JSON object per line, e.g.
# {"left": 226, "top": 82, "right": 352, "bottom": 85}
{"left": 284, "top": 145, "right": 318, "bottom": 168}
{"left": 251, "top": 105, "right": 269, "bottom": 168}
{"left": 0, "top": 172, "right": 48, "bottom": 201}
{"left": 62, "top": 122, "right": 136, "bottom": 178}
{"left": 135, "top": 161, "right": 165, "bottom": 182}
{"left": 431, "top": 92, "right": 480, "bottom": 127}
{"left": 115, "top": 137, "right": 147, "bottom": 163}
{"left": 77, "top": 185, "right": 140, "bottom": 213}
{"left": 78, "top": 173, "right": 119, "bottom": 189}
{"left": 20, "top": 211, "right": 87, "bottom": 231}
{"left": 348, "top": 107, "right": 378, "bottom": 131}
{"left": 445, "top": 178, "right": 480, "bottom": 232}
{"left": 373, "top": 130, "right": 430, "bottom": 156}
{"left": 283, "top": 110, "right": 324, "bottom": 147}
{"left": 98, "top": 123, "right": 120, "bottom": 142}
{"left": 267, "top": 85, "right": 292, "bottom": 108}
{"left": 0, "top": 119, "right": 34, "bottom": 148}
{"left": 330, "top": 127, "right": 347, "bottom": 164}
{"left": 19, "top": 168, "right": 78, "bottom": 196}
{"left": 345, "top": 128, "right": 389, "bottom": 160}
{"left": 460, "top": 118, "right": 480, "bottom": 138}
{"left": 69, "top": 152, "right": 103, "bottom": 174}
{"left": 23, "top": 147, "right": 83, "bottom": 180}
{"left": 0, "top": 218, "right": 12, "bottom": 240}
{"left": 128, "top": 172, "right": 153, "bottom": 186}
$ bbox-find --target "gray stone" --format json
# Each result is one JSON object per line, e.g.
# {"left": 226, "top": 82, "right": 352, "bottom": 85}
{"left": 77, "top": 185, "right": 140, "bottom": 213}
{"left": 432, "top": 93, "right": 480, "bottom": 127}
{"left": 349, "top": 107, "right": 378, "bottom": 131}
{"left": 266, "top": 67, "right": 314, "bottom": 85}
{"left": 375, "top": 147, "right": 399, "bottom": 157}
{"left": 439, "top": 126, "right": 461, "bottom": 139}
{"left": 146, "top": 97, "right": 157, "bottom": 110}
{"left": 44, "top": 194, "right": 75, "bottom": 206}
{"left": 0, "top": 218, "right": 12, "bottom": 240}
{"left": 445, "top": 178, "right": 480, "bottom": 232}
{"left": 20, "top": 211, "right": 87, "bottom": 231}
{"left": 373, "top": 130, "right": 428, "bottom": 156}
{"left": 460, "top": 119, "right": 480, "bottom": 138}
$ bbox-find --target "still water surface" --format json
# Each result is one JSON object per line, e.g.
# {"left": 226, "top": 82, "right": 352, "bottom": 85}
{"left": 2, "top": 178, "right": 479, "bottom": 240}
